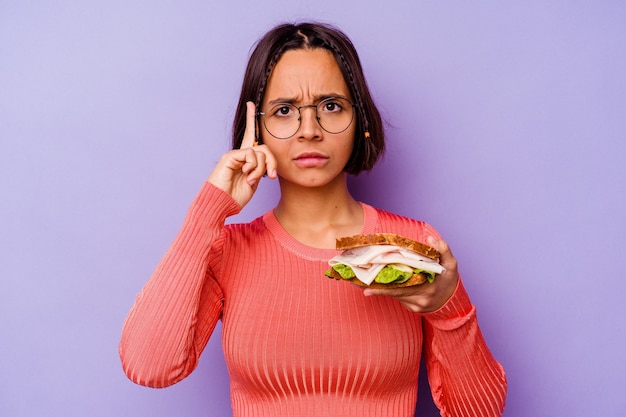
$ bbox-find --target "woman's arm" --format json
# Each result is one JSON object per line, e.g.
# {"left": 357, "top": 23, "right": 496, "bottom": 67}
{"left": 120, "top": 102, "right": 276, "bottom": 387}
{"left": 422, "top": 279, "right": 508, "bottom": 417}
{"left": 363, "top": 221, "right": 507, "bottom": 415}
{"left": 119, "top": 182, "right": 240, "bottom": 388}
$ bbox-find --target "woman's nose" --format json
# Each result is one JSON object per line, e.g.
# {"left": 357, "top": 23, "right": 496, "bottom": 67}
{"left": 297, "top": 106, "right": 322, "bottom": 140}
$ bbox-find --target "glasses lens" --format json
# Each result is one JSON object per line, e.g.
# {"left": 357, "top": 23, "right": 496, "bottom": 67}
{"left": 261, "top": 97, "right": 355, "bottom": 139}
{"left": 316, "top": 97, "right": 354, "bottom": 135}
{"left": 262, "top": 103, "right": 301, "bottom": 139}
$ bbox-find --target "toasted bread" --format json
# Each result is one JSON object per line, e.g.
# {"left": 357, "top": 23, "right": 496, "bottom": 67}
{"left": 335, "top": 233, "right": 440, "bottom": 260}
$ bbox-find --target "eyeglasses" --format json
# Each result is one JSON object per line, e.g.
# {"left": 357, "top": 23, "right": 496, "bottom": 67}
{"left": 257, "top": 97, "right": 356, "bottom": 140}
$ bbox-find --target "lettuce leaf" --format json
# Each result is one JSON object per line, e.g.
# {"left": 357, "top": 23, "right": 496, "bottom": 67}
{"left": 325, "top": 263, "right": 355, "bottom": 279}
{"left": 325, "top": 264, "right": 438, "bottom": 284}
{"left": 374, "top": 265, "right": 413, "bottom": 284}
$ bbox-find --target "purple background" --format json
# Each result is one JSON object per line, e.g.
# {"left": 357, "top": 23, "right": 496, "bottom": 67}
{"left": 2, "top": 1, "right": 625, "bottom": 416}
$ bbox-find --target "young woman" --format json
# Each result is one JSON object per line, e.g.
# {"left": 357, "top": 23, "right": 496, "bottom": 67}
{"left": 120, "top": 22, "right": 507, "bottom": 417}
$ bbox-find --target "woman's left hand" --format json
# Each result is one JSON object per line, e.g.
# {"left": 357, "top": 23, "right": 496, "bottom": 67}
{"left": 362, "top": 236, "right": 459, "bottom": 313}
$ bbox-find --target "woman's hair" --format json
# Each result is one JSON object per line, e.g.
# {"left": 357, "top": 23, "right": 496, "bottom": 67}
{"left": 232, "top": 22, "right": 385, "bottom": 175}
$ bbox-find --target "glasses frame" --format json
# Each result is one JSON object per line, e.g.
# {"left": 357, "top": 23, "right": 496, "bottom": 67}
{"left": 256, "top": 97, "right": 357, "bottom": 140}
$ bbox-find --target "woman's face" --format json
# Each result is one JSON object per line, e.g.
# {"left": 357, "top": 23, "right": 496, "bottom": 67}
{"left": 259, "top": 48, "right": 355, "bottom": 189}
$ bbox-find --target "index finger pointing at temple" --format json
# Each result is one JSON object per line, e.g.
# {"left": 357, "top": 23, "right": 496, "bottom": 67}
{"left": 240, "top": 101, "right": 257, "bottom": 149}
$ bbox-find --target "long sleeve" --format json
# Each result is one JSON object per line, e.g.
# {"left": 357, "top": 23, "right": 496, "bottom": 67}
{"left": 422, "top": 279, "right": 507, "bottom": 417}
{"left": 119, "top": 182, "right": 241, "bottom": 388}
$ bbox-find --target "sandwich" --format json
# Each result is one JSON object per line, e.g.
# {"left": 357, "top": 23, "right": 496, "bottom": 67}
{"left": 325, "top": 233, "right": 445, "bottom": 289}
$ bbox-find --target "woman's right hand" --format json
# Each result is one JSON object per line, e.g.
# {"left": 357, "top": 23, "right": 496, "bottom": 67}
{"left": 207, "top": 101, "right": 277, "bottom": 208}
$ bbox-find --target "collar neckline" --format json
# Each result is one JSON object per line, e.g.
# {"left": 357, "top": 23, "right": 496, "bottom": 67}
{"left": 262, "top": 202, "right": 378, "bottom": 261}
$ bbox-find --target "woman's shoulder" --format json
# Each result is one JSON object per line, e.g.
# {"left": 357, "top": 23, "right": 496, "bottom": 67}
{"left": 224, "top": 214, "right": 266, "bottom": 236}
{"left": 365, "top": 203, "right": 441, "bottom": 241}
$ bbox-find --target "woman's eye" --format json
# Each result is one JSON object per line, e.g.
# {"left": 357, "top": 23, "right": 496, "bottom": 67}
{"left": 322, "top": 101, "right": 341, "bottom": 113}
{"left": 273, "top": 105, "right": 294, "bottom": 117}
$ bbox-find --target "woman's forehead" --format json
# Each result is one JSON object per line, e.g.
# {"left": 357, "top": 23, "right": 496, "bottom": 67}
{"left": 263, "top": 49, "right": 350, "bottom": 103}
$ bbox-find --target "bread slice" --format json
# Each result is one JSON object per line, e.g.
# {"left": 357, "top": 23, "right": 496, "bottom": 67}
{"left": 326, "top": 267, "right": 429, "bottom": 288}
{"left": 335, "top": 233, "right": 440, "bottom": 260}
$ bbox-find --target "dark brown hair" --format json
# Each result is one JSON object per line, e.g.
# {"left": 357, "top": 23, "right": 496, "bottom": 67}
{"left": 231, "top": 22, "right": 385, "bottom": 175}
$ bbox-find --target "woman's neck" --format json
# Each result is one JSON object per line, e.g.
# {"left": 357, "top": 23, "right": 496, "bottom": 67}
{"left": 273, "top": 173, "right": 364, "bottom": 249}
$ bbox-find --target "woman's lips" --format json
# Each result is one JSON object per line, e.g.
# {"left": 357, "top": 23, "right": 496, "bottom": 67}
{"left": 293, "top": 152, "right": 329, "bottom": 168}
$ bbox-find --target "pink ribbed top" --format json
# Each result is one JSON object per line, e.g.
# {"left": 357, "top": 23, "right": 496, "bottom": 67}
{"left": 120, "top": 182, "right": 507, "bottom": 417}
